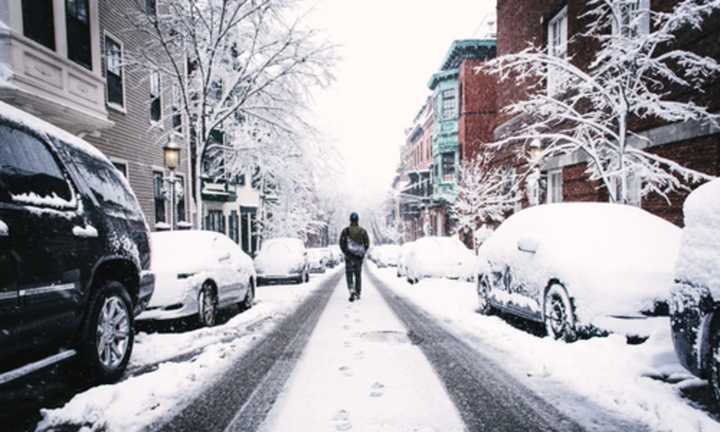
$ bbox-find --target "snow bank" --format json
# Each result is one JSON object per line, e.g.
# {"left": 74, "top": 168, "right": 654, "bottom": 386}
{"left": 477, "top": 203, "right": 681, "bottom": 323}
{"left": 673, "top": 179, "right": 720, "bottom": 299}
{"left": 37, "top": 270, "right": 341, "bottom": 432}
{"left": 370, "top": 265, "right": 720, "bottom": 431}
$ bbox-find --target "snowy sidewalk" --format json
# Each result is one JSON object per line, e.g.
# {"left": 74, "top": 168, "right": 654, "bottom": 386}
{"left": 260, "top": 271, "right": 465, "bottom": 432}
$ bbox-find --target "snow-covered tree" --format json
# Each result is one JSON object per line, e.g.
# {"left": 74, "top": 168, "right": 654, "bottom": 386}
{"left": 122, "top": 0, "right": 335, "bottom": 226}
{"left": 450, "top": 152, "right": 519, "bottom": 247}
{"left": 483, "top": 0, "right": 720, "bottom": 204}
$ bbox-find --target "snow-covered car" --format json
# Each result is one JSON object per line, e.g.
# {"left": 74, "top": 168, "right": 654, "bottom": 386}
{"left": 396, "top": 241, "right": 415, "bottom": 278}
{"left": 477, "top": 203, "right": 681, "bottom": 342}
{"left": 138, "top": 231, "right": 256, "bottom": 327}
{"left": 406, "top": 237, "right": 475, "bottom": 284}
{"left": 372, "top": 244, "right": 401, "bottom": 267}
{"left": 670, "top": 179, "right": 720, "bottom": 401}
{"left": 323, "top": 247, "right": 339, "bottom": 268}
{"left": 255, "top": 238, "right": 309, "bottom": 284}
{"left": 328, "top": 245, "right": 343, "bottom": 265}
{"left": 0, "top": 102, "right": 154, "bottom": 385}
{"left": 307, "top": 248, "right": 328, "bottom": 273}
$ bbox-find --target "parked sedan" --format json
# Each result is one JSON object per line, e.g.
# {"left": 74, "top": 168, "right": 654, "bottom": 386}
{"left": 396, "top": 241, "right": 415, "bottom": 278}
{"left": 138, "top": 231, "right": 256, "bottom": 327}
{"left": 477, "top": 203, "right": 681, "bottom": 342}
{"left": 670, "top": 179, "right": 720, "bottom": 402}
{"left": 307, "top": 248, "right": 328, "bottom": 273}
{"left": 406, "top": 237, "right": 475, "bottom": 284}
{"left": 255, "top": 238, "right": 309, "bottom": 284}
{"left": 372, "top": 244, "right": 401, "bottom": 268}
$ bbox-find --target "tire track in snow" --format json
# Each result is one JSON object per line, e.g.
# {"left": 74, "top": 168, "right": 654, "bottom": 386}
{"left": 369, "top": 269, "right": 587, "bottom": 432}
{"left": 155, "top": 271, "right": 342, "bottom": 432}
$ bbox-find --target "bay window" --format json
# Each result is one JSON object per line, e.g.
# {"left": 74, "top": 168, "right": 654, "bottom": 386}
{"left": 22, "top": 0, "right": 55, "bottom": 50}
{"left": 66, "top": 0, "right": 92, "bottom": 69}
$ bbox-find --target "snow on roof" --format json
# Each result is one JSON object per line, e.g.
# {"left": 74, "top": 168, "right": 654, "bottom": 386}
{"left": 0, "top": 100, "right": 107, "bottom": 161}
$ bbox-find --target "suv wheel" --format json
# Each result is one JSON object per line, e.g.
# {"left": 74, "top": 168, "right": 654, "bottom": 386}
{"left": 543, "top": 284, "right": 578, "bottom": 342}
{"left": 198, "top": 282, "right": 218, "bottom": 327}
{"left": 78, "top": 280, "right": 134, "bottom": 383}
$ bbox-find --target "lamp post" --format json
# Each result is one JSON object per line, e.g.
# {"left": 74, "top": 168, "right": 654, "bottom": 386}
{"left": 163, "top": 136, "right": 182, "bottom": 230}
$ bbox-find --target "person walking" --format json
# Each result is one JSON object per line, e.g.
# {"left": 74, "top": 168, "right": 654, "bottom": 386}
{"left": 339, "top": 212, "right": 370, "bottom": 302}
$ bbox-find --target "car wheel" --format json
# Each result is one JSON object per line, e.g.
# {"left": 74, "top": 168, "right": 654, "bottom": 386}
{"left": 198, "top": 282, "right": 218, "bottom": 327}
{"left": 543, "top": 284, "right": 578, "bottom": 342}
{"left": 477, "top": 275, "right": 493, "bottom": 315}
{"left": 77, "top": 280, "right": 134, "bottom": 384}
{"left": 241, "top": 280, "right": 255, "bottom": 311}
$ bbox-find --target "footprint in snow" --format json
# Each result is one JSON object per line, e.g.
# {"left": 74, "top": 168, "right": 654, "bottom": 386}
{"left": 339, "top": 365, "right": 353, "bottom": 377}
{"left": 343, "top": 341, "right": 352, "bottom": 348}
{"left": 333, "top": 409, "right": 352, "bottom": 431}
{"left": 342, "top": 324, "right": 350, "bottom": 331}
{"left": 369, "top": 382, "right": 385, "bottom": 398}
{"left": 354, "top": 351, "right": 365, "bottom": 360}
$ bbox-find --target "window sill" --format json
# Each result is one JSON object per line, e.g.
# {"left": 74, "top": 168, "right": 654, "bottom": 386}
{"left": 107, "top": 102, "right": 127, "bottom": 114}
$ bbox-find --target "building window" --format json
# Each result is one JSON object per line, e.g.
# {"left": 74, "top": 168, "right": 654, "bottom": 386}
{"left": 172, "top": 84, "right": 183, "bottom": 130}
{"left": 105, "top": 34, "right": 124, "bottom": 108}
{"left": 546, "top": 169, "right": 563, "bottom": 203}
{"left": 22, "top": 0, "right": 55, "bottom": 50}
{"left": 66, "top": 0, "right": 92, "bottom": 69}
{"left": 150, "top": 70, "right": 162, "bottom": 122}
{"left": 547, "top": 6, "right": 568, "bottom": 95}
{"left": 176, "top": 175, "right": 186, "bottom": 222}
{"left": 112, "top": 161, "right": 128, "bottom": 178}
{"left": 441, "top": 89, "right": 457, "bottom": 119}
{"left": 241, "top": 207, "right": 258, "bottom": 255}
{"left": 609, "top": 174, "right": 642, "bottom": 206}
{"left": 612, "top": 0, "right": 650, "bottom": 37}
{"left": 153, "top": 171, "right": 166, "bottom": 224}
{"left": 229, "top": 211, "right": 239, "bottom": 243}
{"left": 145, "top": 0, "right": 157, "bottom": 16}
{"left": 441, "top": 152, "right": 455, "bottom": 182}
{"left": 206, "top": 210, "right": 225, "bottom": 234}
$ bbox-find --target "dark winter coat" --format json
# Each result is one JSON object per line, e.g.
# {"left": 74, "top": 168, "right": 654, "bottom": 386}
{"left": 339, "top": 223, "right": 370, "bottom": 261}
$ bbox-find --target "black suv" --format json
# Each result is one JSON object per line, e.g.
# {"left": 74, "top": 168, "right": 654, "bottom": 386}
{"left": 0, "top": 102, "right": 154, "bottom": 384}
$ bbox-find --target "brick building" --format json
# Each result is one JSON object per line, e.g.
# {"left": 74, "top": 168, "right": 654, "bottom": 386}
{"left": 426, "top": 39, "right": 496, "bottom": 236}
{"left": 494, "top": 0, "right": 720, "bottom": 225}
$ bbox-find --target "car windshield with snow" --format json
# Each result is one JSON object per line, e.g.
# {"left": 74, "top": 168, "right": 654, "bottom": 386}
{"left": 476, "top": 203, "right": 681, "bottom": 342}
{"left": 137, "top": 230, "right": 256, "bottom": 327}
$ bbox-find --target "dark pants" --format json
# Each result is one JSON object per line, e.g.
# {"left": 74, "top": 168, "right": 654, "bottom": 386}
{"left": 345, "top": 257, "right": 363, "bottom": 296}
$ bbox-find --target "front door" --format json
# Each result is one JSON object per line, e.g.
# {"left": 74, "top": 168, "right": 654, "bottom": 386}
{"left": 0, "top": 124, "right": 86, "bottom": 352}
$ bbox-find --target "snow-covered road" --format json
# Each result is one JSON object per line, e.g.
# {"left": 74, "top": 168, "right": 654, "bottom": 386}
{"left": 368, "top": 264, "right": 720, "bottom": 431}
{"left": 259, "top": 267, "right": 466, "bottom": 432}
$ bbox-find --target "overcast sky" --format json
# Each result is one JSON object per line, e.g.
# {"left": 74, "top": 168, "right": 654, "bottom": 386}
{"left": 304, "top": 0, "right": 497, "bottom": 206}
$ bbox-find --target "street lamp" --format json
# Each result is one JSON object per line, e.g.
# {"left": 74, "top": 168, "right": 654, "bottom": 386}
{"left": 163, "top": 136, "right": 182, "bottom": 230}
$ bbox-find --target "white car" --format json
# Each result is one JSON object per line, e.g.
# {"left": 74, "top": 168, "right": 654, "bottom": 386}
{"left": 307, "top": 248, "right": 328, "bottom": 273}
{"left": 405, "top": 236, "right": 475, "bottom": 284}
{"left": 396, "top": 241, "right": 415, "bottom": 278}
{"left": 138, "top": 231, "right": 256, "bottom": 327}
{"left": 373, "top": 244, "right": 401, "bottom": 268}
{"left": 255, "top": 237, "right": 309, "bottom": 284}
{"left": 477, "top": 203, "right": 681, "bottom": 342}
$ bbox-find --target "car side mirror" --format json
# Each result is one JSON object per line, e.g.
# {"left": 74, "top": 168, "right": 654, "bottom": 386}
{"left": 517, "top": 238, "right": 539, "bottom": 254}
